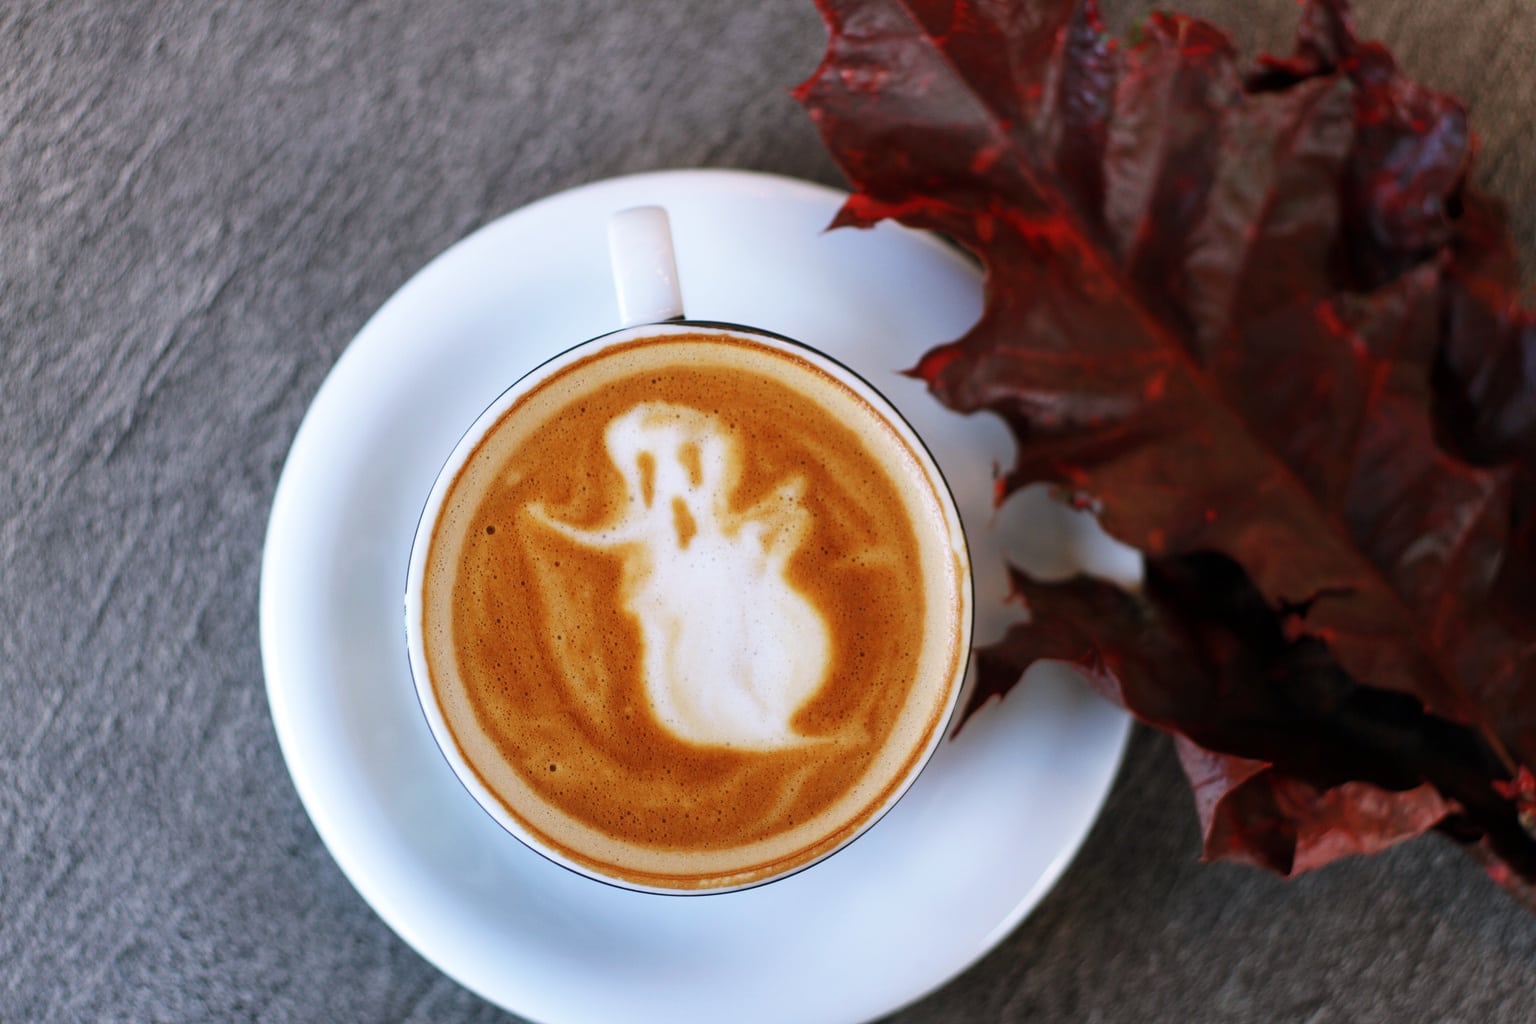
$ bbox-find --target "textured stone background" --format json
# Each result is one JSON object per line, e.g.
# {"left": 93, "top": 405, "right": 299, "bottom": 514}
{"left": 3, "top": 1, "right": 1533, "bottom": 1021}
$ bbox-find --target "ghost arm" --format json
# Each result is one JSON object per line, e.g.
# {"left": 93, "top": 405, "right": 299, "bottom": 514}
{"left": 525, "top": 502, "right": 633, "bottom": 549}
{"left": 737, "top": 476, "right": 812, "bottom": 571}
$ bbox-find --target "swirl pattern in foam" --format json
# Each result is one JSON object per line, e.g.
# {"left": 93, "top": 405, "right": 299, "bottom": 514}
{"left": 418, "top": 329, "right": 970, "bottom": 891}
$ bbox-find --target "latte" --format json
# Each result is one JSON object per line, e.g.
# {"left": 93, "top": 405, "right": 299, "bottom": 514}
{"left": 414, "top": 327, "right": 970, "bottom": 891}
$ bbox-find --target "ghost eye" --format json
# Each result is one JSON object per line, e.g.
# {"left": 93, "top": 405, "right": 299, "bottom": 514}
{"left": 678, "top": 442, "right": 703, "bottom": 488}
{"left": 636, "top": 451, "right": 656, "bottom": 507}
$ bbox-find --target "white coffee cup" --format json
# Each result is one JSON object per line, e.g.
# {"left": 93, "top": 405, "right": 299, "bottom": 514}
{"left": 404, "top": 208, "right": 973, "bottom": 893}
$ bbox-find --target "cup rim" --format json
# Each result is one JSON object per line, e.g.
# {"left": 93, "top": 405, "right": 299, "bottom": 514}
{"left": 403, "top": 318, "right": 975, "bottom": 895}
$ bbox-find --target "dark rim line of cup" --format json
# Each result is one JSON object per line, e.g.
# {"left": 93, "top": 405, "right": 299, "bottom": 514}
{"left": 401, "top": 318, "right": 977, "bottom": 897}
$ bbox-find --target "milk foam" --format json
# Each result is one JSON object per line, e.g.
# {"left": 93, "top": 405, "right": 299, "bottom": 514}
{"left": 530, "top": 401, "right": 832, "bottom": 749}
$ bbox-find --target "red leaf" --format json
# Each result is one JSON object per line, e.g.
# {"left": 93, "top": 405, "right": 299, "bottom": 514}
{"left": 970, "top": 554, "right": 1536, "bottom": 878}
{"left": 1175, "top": 738, "right": 1457, "bottom": 877}
{"left": 799, "top": 0, "right": 1536, "bottom": 889}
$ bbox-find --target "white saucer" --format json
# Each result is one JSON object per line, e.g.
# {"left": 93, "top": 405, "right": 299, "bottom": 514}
{"left": 260, "top": 169, "right": 1130, "bottom": 1024}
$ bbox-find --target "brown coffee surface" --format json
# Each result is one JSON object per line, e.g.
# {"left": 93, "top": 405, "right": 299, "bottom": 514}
{"left": 420, "top": 331, "right": 968, "bottom": 889}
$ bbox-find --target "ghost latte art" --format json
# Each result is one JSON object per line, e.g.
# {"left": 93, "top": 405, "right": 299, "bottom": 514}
{"left": 414, "top": 327, "right": 971, "bottom": 891}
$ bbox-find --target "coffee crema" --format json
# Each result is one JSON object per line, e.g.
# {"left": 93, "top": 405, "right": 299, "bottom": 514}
{"left": 418, "top": 329, "right": 970, "bottom": 890}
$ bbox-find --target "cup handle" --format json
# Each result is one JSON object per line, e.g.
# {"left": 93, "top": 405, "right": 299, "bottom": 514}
{"left": 608, "top": 206, "right": 685, "bottom": 326}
